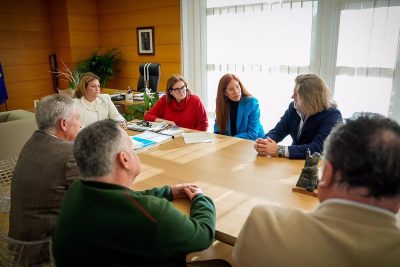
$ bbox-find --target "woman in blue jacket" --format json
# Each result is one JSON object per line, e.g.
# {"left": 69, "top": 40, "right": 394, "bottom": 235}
{"left": 214, "top": 73, "right": 264, "bottom": 140}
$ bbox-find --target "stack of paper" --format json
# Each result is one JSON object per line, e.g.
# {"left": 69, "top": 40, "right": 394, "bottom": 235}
{"left": 159, "top": 126, "right": 184, "bottom": 137}
{"left": 127, "top": 121, "right": 167, "bottom": 132}
{"left": 182, "top": 132, "right": 212, "bottom": 144}
{"left": 131, "top": 131, "right": 173, "bottom": 151}
{"left": 131, "top": 136, "right": 156, "bottom": 150}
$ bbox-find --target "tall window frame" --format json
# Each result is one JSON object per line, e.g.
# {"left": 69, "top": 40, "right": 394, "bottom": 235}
{"left": 181, "top": 0, "right": 400, "bottom": 125}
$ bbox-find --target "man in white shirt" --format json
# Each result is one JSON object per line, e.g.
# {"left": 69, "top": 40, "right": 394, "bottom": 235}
{"left": 234, "top": 112, "right": 400, "bottom": 267}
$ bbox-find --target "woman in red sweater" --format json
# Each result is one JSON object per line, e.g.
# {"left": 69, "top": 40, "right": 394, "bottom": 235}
{"left": 144, "top": 75, "right": 208, "bottom": 131}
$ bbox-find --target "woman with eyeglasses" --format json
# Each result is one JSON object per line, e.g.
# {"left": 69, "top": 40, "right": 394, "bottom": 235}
{"left": 214, "top": 73, "right": 264, "bottom": 140}
{"left": 144, "top": 75, "right": 208, "bottom": 131}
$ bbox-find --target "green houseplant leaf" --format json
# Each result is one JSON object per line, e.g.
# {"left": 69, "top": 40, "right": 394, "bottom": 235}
{"left": 124, "top": 92, "right": 160, "bottom": 121}
{"left": 75, "top": 48, "right": 121, "bottom": 87}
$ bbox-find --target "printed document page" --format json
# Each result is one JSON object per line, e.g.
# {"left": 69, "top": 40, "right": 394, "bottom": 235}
{"left": 182, "top": 132, "right": 212, "bottom": 144}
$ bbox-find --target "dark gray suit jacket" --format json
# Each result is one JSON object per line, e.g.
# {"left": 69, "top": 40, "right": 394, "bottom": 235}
{"left": 9, "top": 130, "right": 79, "bottom": 244}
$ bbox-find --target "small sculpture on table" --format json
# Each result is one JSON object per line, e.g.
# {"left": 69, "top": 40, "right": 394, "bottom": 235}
{"left": 292, "top": 149, "right": 321, "bottom": 197}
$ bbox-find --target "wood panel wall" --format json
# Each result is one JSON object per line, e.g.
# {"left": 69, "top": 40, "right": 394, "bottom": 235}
{"left": 0, "top": 0, "right": 182, "bottom": 111}
{"left": 0, "top": 0, "right": 54, "bottom": 111}
{"left": 50, "top": 0, "right": 99, "bottom": 90}
{"left": 97, "top": 0, "right": 182, "bottom": 92}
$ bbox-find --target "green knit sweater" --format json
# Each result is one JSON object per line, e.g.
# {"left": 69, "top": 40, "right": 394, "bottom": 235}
{"left": 53, "top": 180, "right": 216, "bottom": 267}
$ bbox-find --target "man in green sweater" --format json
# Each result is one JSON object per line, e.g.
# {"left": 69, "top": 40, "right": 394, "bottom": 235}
{"left": 53, "top": 120, "right": 217, "bottom": 267}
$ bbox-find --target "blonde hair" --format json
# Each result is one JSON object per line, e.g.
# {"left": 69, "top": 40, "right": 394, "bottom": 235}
{"left": 295, "top": 74, "right": 336, "bottom": 116}
{"left": 76, "top": 72, "right": 100, "bottom": 99}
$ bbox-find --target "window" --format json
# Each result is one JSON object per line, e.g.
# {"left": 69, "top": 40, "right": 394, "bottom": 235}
{"left": 334, "top": 1, "right": 400, "bottom": 118}
{"left": 182, "top": 0, "right": 400, "bottom": 131}
{"left": 206, "top": 1, "right": 314, "bottom": 130}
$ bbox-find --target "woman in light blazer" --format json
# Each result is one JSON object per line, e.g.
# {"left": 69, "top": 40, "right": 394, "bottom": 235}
{"left": 214, "top": 73, "right": 264, "bottom": 140}
{"left": 74, "top": 72, "right": 126, "bottom": 128}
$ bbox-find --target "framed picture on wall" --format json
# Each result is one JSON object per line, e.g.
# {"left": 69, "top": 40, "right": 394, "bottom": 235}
{"left": 137, "top": 27, "right": 155, "bottom": 55}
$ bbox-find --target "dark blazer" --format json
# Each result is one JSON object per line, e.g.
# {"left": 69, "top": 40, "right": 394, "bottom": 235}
{"left": 266, "top": 102, "right": 342, "bottom": 159}
{"left": 9, "top": 131, "right": 79, "bottom": 259}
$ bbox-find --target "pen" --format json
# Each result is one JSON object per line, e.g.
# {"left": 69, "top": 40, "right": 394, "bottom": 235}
{"left": 156, "top": 131, "right": 175, "bottom": 139}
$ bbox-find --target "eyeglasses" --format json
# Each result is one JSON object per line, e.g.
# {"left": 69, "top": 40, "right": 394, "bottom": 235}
{"left": 136, "top": 121, "right": 151, "bottom": 127}
{"left": 170, "top": 86, "right": 187, "bottom": 93}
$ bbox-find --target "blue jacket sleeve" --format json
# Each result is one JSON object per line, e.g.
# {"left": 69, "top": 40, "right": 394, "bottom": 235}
{"left": 235, "top": 97, "right": 263, "bottom": 140}
{"left": 213, "top": 119, "right": 219, "bottom": 134}
{"left": 288, "top": 109, "right": 343, "bottom": 159}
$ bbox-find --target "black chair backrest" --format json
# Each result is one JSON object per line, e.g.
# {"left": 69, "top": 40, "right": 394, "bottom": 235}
{"left": 137, "top": 63, "right": 161, "bottom": 92}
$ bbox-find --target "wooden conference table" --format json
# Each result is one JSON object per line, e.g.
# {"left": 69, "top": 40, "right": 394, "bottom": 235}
{"left": 127, "top": 130, "right": 319, "bottom": 246}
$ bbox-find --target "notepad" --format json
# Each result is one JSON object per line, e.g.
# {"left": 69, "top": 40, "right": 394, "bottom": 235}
{"left": 159, "top": 126, "right": 184, "bottom": 137}
{"left": 127, "top": 121, "right": 167, "bottom": 132}
{"left": 182, "top": 132, "right": 212, "bottom": 144}
{"left": 131, "top": 131, "right": 173, "bottom": 151}
{"left": 130, "top": 136, "right": 156, "bottom": 150}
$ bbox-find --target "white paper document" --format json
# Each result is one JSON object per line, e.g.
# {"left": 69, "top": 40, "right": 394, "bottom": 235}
{"left": 159, "top": 126, "right": 184, "bottom": 137}
{"left": 127, "top": 121, "right": 167, "bottom": 132}
{"left": 182, "top": 132, "right": 212, "bottom": 144}
{"left": 135, "top": 131, "right": 172, "bottom": 143}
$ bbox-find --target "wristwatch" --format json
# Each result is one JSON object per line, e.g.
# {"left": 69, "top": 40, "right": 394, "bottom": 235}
{"left": 277, "top": 145, "right": 285, "bottom": 157}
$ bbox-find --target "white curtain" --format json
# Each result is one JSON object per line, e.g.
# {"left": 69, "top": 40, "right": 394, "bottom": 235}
{"left": 182, "top": 0, "right": 400, "bottom": 128}
{"left": 334, "top": 0, "right": 400, "bottom": 119}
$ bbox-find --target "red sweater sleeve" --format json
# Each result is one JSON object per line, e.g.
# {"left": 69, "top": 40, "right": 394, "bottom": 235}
{"left": 193, "top": 96, "right": 208, "bottom": 131}
{"left": 144, "top": 96, "right": 167, "bottom": 122}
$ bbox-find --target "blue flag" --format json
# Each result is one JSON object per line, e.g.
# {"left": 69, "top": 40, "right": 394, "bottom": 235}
{"left": 0, "top": 63, "right": 8, "bottom": 105}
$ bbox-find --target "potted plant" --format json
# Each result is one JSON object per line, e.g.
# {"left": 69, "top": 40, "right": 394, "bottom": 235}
{"left": 125, "top": 89, "right": 159, "bottom": 121}
{"left": 53, "top": 61, "right": 81, "bottom": 97}
{"left": 75, "top": 48, "right": 121, "bottom": 87}
{"left": 53, "top": 49, "right": 121, "bottom": 97}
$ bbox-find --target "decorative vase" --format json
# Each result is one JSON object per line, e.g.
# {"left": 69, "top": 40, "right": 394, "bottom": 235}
{"left": 58, "top": 88, "right": 76, "bottom": 98}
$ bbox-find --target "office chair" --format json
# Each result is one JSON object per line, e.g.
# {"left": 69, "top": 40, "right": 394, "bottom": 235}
{"left": 0, "top": 156, "right": 17, "bottom": 212}
{"left": 0, "top": 194, "right": 53, "bottom": 266}
{"left": 137, "top": 63, "right": 161, "bottom": 92}
{"left": 0, "top": 157, "right": 54, "bottom": 266}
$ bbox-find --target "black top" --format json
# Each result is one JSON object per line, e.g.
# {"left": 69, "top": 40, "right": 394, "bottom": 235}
{"left": 228, "top": 99, "right": 239, "bottom": 136}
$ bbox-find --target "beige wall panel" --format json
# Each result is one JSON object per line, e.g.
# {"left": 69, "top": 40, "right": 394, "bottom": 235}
{"left": 23, "top": 32, "right": 53, "bottom": 48}
{"left": 53, "top": 48, "right": 73, "bottom": 65}
{"left": 51, "top": 31, "right": 71, "bottom": 48}
{"left": 67, "top": 0, "right": 97, "bottom": 15}
{"left": 0, "top": 0, "right": 48, "bottom": 15}
{"left": 7, "top": 80, "right": 53, "bottom": 98}
{"left": 49, "top": 15, "right": 70, "bottom": 31}
{"left": 71, "top": 47, "right": 99, "bottom": 63}
{"left": 0, "top": 32, "right": 52, "bottom": 49}
{"left": 99, "top": 30, "right": 136, "bottom": 46}
{"left": 98, "top": 7, "right": 180, "bottom": 31}
{"left": 110, "top": 44, "right": 180, "bottom": 63}
{"left": 0, "top": 32, "right": 24, "bottom": 49}
{"left": 69, "top": 31, "right": 99, "bottom": 47}
{"left": 0, "top": 48, "right": 52, "bottom": 65}
{"left": 104, "top": 45, "right": 136, "bottom": 61}
{"left": 0, "top": 14, "right": 51, "bottom": 32}
{"left": 5, "top": 96, "right": 38, "bottom": 110}
{"left": 68, "top": 15, "right": 98, "bottom": 31}
{"left": 48, "top": 0, "right": 68, "bottom": 16}
{"left": 155, "top": 25, "right": 181, "bottom": 45}
{"left": 97, "top": 0, "right": 179, "bottom": 15}
{"left": 4, "top": 64, "right": 51, "bottom": 82}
